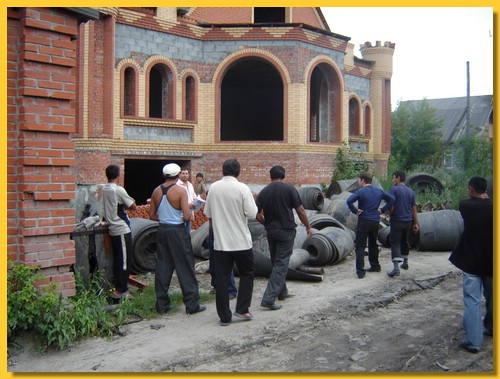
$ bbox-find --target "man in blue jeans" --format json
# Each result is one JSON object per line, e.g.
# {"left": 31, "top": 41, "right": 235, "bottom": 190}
{"left": 346, "top": 172, "right": 394, "bottom": 279}
{"left": 449, "top": 176, "right": 493, "bottom": 353}
{"left": 256, "top": 165, "right": 312, "bottom": 310}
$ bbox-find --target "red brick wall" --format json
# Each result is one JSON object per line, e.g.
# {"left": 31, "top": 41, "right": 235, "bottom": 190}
{"left": 7, "top": 7, "right": 80, "bottom": 296}
{"left": 188, "top": 7, "right": 252, "bottom": 24}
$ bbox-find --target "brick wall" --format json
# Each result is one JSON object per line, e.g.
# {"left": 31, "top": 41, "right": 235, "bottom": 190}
{"left": 7, "top": 8, "right": 80, "bottom": 296}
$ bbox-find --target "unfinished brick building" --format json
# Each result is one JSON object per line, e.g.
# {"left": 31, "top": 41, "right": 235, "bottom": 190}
{"left": 7, "top": 7, "right": 395, "bottom": 294}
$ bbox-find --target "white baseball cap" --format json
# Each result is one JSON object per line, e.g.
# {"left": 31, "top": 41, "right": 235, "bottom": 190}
{"left": 162, "top": 163, "right": 181, "bottom": 177}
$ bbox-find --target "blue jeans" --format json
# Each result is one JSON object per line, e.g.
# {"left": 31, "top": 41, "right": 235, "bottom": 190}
{"left": 261, "top": 229, "right": 296, "bottom": 304}
{"left": 462, "top": 271, "right": 493, "bottom": 349}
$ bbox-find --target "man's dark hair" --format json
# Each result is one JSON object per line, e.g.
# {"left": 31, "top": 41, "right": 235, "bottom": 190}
{"left": 392, "top": 170, "right": 406, "bottom": 182}
{"left": 359, "top": 171, "right": 372, "bottom": 184}
{"left": 222, "top": 159, "right": 240, "bottom": 177}
{"left": 105, "top": 164, "right": 120, "bottom": 181}
{"left": 270, "top": 165, "right": 286, "bottom": 180}
{"left": 196, "top": 173, "right": 204, "bottom": 179}
{"left": 468, "top": 176, "right": 487, "bottom": 194}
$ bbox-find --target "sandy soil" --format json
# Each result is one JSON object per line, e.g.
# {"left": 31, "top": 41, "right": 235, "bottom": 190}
{"left": 7, "top": 247, "right": 494, "bottom": 373}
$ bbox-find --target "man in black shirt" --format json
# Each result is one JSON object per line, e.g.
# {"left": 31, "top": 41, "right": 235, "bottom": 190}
{"left": 256, "top": 166, "right": 312, "bottom": 310}
{"left": 449, "top": 176, "right": 493, "bottom": 353}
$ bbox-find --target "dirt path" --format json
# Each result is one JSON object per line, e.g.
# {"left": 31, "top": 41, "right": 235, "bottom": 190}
{"left": 7, "top": 248, "right": 493, "bottom": 373}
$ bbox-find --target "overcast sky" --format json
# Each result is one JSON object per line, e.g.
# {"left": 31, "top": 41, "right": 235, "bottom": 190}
{"left": 320, "top": 7, "right": 494, "bottom": 109}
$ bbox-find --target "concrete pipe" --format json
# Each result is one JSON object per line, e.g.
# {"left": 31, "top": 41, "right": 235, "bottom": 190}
{"left": 409, "top": 210, "right": 464, "bottom": 251}
{"left": 298, "top": 186, "right": 325, "bottom": 211}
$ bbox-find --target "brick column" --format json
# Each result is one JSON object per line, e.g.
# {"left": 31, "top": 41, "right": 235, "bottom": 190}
{"left": 7, "top": 8, "right": 82, "bottom": 296}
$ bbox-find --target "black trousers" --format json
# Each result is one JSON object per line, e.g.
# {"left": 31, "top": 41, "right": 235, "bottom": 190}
{"left": 214, "top": 248, "right": 255, "bottom": 323}
{"left": 110, "top": 232, "right": 132, "bottom": 293}
{"left": 355, "top": 219, "right": 380, "bottom": 274}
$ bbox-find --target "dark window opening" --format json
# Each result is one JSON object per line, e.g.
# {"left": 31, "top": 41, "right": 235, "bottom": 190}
{"left": 309, "top": 64, "right": 340, "bottom": 143}
{"left": 185, "top": 76, "right": 195, "bottom": 121}
{"left": 124, "top": 159, "right": 188, "bottom": 205}
{"left": 220, "top": 58, "right": 283, "bottom": 141}
{"left": 254, "top": 7, "right": 285, "bottom": 23}
{"left": 364, "top": 105, "right": 371, "bottom": 137}
{"left": 149, "top": 64, "right": 174, "bottom": 119}
{"left": 124, "top": 67, "right": 136, "bottom": 116}
{"left": 349, "top": 98, "right": 360, "bottom": 136}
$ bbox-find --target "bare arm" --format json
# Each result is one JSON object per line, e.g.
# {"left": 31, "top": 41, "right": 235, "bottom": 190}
{"left": 411, "top": 205, "right": 419, "bottom": 233}
{"left": 149, "top": 186, "right": 161, "bottom": 221}
{"left": 256, "top": 209, "right": 265, "bottom": 225}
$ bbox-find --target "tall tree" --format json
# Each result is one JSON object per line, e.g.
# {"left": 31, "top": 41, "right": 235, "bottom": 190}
{"left": 391, "top": 99, "right": 443, "bottom": 170}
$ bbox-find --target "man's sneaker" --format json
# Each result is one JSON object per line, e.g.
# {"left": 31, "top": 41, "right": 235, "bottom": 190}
{"left": 357, "top": 271, "right": 366, "bottom": 279}
{"left": 219, "top": 320, "right": 231, "bottom": 326}
{"left": 400, "top": 262, "right": 409, "bottom": 270}
{"left": 387, "top": 269, "right": 400, "bottom": 278}
{"left": 187, "top": 305, "right": 207, "bottom": 315}
{"left": 367, "top": 267, "right": 381, "bottom": 272}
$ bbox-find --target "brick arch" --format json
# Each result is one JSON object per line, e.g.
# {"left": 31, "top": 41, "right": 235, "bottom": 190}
{"left": 213, "top": 49, "right": 290, "bottom": 143}
{"left": 143, "top": 56, "right": 178, "bottom": 120}
{"left": 348, "top": 94, "right": 362, "bottom": 137}
{"left": 362, "top": 101, "right": 373, "bottom": 138}
{"left": 305, "top": 57, "right": 344, "bottom": 144}
{"left": 117, "top": 60, "right": 141, "bottom": 118}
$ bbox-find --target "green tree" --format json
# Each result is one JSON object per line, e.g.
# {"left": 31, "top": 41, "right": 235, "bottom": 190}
{"left": 391, "top": 99, "right": 444, "bottom": 170}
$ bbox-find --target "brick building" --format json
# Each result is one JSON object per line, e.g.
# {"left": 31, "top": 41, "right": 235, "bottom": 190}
{"left": 7, "top": 7, "right": 395, "bottom": 294}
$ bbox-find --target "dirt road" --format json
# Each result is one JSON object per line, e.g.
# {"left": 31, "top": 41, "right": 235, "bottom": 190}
{"left": 7, "top": 248, "right": 493, "bottom": 373}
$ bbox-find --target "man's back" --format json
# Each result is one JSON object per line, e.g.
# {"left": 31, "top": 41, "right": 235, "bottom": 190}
{"left": 204, "top": 176, "right": 257, "bottom": 251}
{"left": 256, "top": 181, "right": 300, "bottom": 230}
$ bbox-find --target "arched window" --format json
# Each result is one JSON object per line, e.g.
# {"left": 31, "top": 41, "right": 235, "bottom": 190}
{"left": 309, "top": 63, "right": 341, "bottom": 143}
{"left": 349, "top": 97, "right": 360, "bottom": 136}
{"left": 123, "top": 67, "right": 136, "bottom": 116}
{"left": 185, "top": 75, "right": 196, "bottom": 121}
{"left": 364, "top": 105, "right": 372, "bottom": 138}
{"left": 149, "top": 63, "right": 174, "bottom": 119}
{"left": 220, "top": 58, "right": 283, "bottom": 141}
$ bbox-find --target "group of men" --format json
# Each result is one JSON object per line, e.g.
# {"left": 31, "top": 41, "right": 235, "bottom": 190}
{"left": 102, "top": 162, "right": 492, "bottom": 353}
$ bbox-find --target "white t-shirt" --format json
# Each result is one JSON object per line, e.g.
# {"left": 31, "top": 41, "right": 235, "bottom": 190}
{"left": 102, "top": 183, "right": 135, "bottom": 236}
{"left": 204, "top": 176, "right": 257, "bottom": 251}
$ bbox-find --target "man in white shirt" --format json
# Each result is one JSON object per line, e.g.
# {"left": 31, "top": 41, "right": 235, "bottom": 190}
{"left": 204, "top": 159, "right": 258, "bottom": 326}
{"left": 177, "top": 167, "right": 196, "bottom": 232}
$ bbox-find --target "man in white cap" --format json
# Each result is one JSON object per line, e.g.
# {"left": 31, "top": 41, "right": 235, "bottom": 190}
{"left": 149, "top": 163, "right": 206, "bottom": 315}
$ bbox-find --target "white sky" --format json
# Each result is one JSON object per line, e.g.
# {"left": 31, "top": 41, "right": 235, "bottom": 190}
{"left": 320, "top": 7, "right": 494, "bottom": 109}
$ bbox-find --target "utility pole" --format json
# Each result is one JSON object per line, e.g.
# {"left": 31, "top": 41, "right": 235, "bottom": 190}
{"left": 465, "top": 61, "right": 470, "bottom": 134}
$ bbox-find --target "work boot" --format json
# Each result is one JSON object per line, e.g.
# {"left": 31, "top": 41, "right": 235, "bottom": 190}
{"left": 387, "top": 268, "right": 400, "bottom": 278}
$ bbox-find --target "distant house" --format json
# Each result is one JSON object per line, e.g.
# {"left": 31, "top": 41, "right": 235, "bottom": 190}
{"left": 401, "top": 95, "right": 493, "bottom": 144}
{"left": 399, "top": 95, "right": 493, "bottom": 168}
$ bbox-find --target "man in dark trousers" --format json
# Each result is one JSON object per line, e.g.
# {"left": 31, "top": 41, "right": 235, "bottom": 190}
{"left": 388, "top": 170, "right": 419, "bottom": 277}
{"left": 204, "top": 159, "right": 258, "bottom": 326}
{"left": 449, "top": 176, "right": 493, "bottom": 353}
{"left": 149, "top": 163, "right": 206, "bottom": 316}
{"left": 256, "top": 165, "right": 312, "bottom": 310}
{"left": 102, "top": 164, "right": 137, "bottom": 300}
{"left": 346, "top": 172, "right": 394, "bottom": 279}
